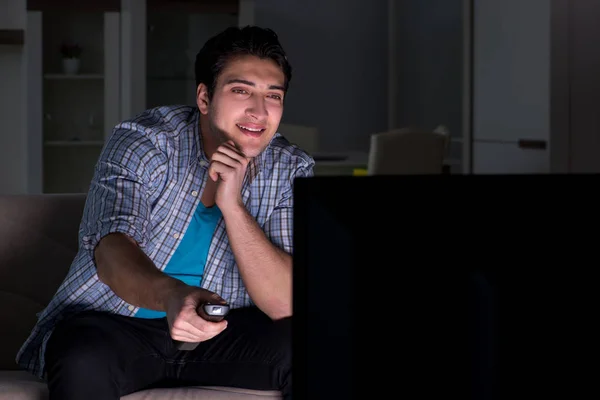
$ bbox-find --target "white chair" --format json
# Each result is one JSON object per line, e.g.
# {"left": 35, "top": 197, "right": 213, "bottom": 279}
{"left": 367, "top": 127, "right": 449, "bottom": 175}
{"left": 277, "top": 123, "right": 319, "bottom": 154}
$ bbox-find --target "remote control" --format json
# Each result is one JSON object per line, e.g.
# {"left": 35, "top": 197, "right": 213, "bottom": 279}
{"left": 174, "top": 303, "right": 230, "bottom": 351}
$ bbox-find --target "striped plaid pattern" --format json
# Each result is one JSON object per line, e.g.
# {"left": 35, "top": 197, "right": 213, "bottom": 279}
{"left": 16, "top": 105, "right": 315, "bottom": 378}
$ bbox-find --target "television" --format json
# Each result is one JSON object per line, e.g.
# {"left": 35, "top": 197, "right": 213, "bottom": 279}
{"left": 292, "top": 175, "right": 497, "bottom": 399}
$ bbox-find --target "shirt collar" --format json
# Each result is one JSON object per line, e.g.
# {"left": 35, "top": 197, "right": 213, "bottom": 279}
{"left": 191, "top": 108, "right": 209, "bottom": 164}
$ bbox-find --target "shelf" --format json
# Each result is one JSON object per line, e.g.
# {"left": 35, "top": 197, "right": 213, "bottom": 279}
{"left": 27, "top": 0, "right": 120, "bottom": 12}
{"left": 147, "top": 0, "right": 238, "bottom": 14}
{"left": 44, "top": 73, "right": 104, "bottom": 80}
{"left": 44, "top": 140, "right": 104, "bottom": 147}
{"left": 147, "top": 76, "right": 195, "bottom": 81}
{"left": 0, "top": 29, "right": 25, "bottom": 45}
{"left": 444, "top": 158, "right": 462, "bottom": 166}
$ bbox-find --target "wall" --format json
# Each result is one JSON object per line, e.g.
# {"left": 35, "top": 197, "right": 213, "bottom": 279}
{"left": 0, "top": 0, "right": 25, "bottom": 28}
{"left": 254, "top": 0, "right": 389, "bottom": 152}
{"left": 566, "top": 0, "right": 600, "bottom": 172}
{"left": 472, "top": 0, "right": 551, "bottom": 173}
{"left": 390, "top": 0, "right": 464, "bottom": 153}
{"left": 0, "top": 0, "right": 27, "bottom": 194}
{"left": 145, "top": 12, "right": 238, "bottom": 109}
{"left": 391, "top": 0, "right": 552, "bottom": 174}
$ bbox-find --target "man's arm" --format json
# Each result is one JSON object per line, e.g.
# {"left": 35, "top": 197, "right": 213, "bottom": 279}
{"left": 221, "top": 206, "right": 293, "bottom": 320}
{"left": 83, "top": 125, "right": 227, "bottom": 343}
{"left": 95, "top": 232, "right": 228, "bottom": 342}
{"left": 95, "top": 232, "right": 184, "bottom": 311}
{"left": 209, "top": 141, "right": 314, "bottom": 320}
{"left": 82, "top": 127, "right": 179, "bottom": 310}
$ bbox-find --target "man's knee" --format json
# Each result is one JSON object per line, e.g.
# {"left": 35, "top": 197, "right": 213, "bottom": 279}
{"left": 270, "top": 316, "right": 292, "bottom": 366}
{"left": 44, "top": 312, "right": 125, "bottom": 399}
{"left": 45, "top": 312, "right": 118, "bottom": 378}
{"left": 270, "top": 317, "right": 292, "bottom": 395}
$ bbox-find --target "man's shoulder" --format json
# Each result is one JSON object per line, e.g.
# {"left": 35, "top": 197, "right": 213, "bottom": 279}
{"left": 104, "top": 105, "right": 197, "bottom": 160}
{"left": 115, "top": 104, "right": 198, "bottom": 137}
{"left": 265, "top": 134, "right": 315, "bottom": 171}
{"left": 98, "top": 105, "right": 197, "bottom": 177}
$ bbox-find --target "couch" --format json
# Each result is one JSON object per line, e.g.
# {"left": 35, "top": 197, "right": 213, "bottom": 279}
{"left": 0, "top": 194, "right": 282, "bottom": 400}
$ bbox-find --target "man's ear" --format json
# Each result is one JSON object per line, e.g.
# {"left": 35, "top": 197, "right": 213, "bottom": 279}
{"left": 197, "top": 83, "right": 210, "bottom": 114}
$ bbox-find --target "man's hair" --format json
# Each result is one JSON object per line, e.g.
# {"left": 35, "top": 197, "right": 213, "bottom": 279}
{"left": 194, "top": 26, "right": 292, "bottom": 99}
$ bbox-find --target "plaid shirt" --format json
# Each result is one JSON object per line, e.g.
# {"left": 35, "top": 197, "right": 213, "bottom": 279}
{"left": 16, "top": 105, "right": 315, "bottom": 378}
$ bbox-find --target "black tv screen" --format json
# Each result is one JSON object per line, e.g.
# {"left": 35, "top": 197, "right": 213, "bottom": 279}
{"left": 292, "top": 174, "right": 600, "bottom": 399}
{"left": 292, "top": 175, "right": 482, "bottom": 398}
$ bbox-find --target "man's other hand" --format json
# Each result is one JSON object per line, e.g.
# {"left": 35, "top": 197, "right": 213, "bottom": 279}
{"left": 209, "top": 140, "right": 249, "bottom": 213}
{"left": 165, "top": 285, "right": 228, "bottom": 343}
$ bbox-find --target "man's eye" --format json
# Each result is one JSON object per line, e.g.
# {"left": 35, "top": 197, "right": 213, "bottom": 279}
{"left": 232, "top": 89, "right": 248, "bottom": 94}
{"left": 268, "top": 94, "right": 282, "bottom": 100}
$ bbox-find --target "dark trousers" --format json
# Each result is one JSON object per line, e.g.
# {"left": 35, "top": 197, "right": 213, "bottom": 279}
{"left": 45, "top": 307, "right": 291, "bottom": 400}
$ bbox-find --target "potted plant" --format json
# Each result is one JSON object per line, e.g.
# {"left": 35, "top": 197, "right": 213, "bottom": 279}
{"left": 60, "top": 43, "right": 82, "bottom": 74}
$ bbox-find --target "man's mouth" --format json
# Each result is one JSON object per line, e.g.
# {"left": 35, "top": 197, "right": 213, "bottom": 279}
{"left": 236, "top": 123, "right": 266, "bottom": 137}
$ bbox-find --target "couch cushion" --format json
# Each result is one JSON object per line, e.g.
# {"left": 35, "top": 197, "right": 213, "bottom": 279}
{"left": 0, "top": 291, "right": 45, "bottom": 370}
{"left": 123, "top": 386, "right": 282, "bottom": 400}
{"left": 0, "top": 194, "right": 86, "bottom": 306}
{"left": 0, "top": 371, "right": 281, "bottom": 400}
{"left": 0, "top": 194, "right": 86, "bottom": 369}
{"left": 0, "top": 371, "right": 47, "bottom": 400}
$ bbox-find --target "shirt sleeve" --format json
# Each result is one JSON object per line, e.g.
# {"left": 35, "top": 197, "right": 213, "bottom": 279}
{"left": 80, "top": 125, "right": 166, "bottom": 254}
{"left": 263, "top": 157, "right": 315, "bottom": 255}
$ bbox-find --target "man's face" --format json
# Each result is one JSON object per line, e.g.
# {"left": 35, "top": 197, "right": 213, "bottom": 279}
{"left": 198, "top": 54, "right": 286, "bottom": 159}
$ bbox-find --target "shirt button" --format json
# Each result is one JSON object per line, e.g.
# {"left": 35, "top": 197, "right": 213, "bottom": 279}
{"left": 173, "top": 233, "right": 180, "bottom": 239}
{"left": 200, "top": 160, "right": 208, "bottom": 167}
{"left": 191, "top": 190, "right": 198, "bottom": 197}
{"left": 128, "top": 305, "right": 134, "bottom": 311}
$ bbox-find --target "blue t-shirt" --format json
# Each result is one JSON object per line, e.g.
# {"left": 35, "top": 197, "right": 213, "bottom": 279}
{"left": 135, "top": 201, "right": 222, "bottom": 319}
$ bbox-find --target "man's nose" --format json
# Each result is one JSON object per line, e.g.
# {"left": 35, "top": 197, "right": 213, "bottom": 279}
{"left": 246, "top": 97, "right": 268, "bottom": 119}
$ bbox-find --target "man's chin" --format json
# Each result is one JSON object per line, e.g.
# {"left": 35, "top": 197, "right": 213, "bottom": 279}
{"left": 232, "top": 137, "right": 269, "bottom": 159}
{"left": 236, "top": 145, "right": 261, "bottom": 159}
{"left": 213, "top": 127, "right": 270, "bottom": 158}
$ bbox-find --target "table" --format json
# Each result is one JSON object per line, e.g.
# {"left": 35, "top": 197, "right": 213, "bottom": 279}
{"left": 311, "top": 151, "right": 455, "bottom": 175}
{"left": 312, "top": 151, "right": 369, "bottom": 176}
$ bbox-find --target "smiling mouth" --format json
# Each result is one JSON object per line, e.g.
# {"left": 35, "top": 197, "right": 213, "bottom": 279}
{"left": 237, "top": 124, "right": 265, "bottom": 132}
{"left": 236, "top": 124, "right": 266, "bottom": 137}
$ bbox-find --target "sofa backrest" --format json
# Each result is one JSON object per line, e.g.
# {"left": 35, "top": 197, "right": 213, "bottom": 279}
{"left": 0, "top": 194, "right": 86, "bottom": 370}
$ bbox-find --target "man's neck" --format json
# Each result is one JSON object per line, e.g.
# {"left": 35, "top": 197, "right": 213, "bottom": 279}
{"left": 199, "top": 114, "right": 217, "bottom": 159}
{"left": 198, "top": 114, "right": 218, "bottom": 207}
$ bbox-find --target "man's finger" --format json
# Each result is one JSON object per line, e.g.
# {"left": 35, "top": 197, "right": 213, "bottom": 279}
{"left": 172, "top": 315, "right": 226, "bottom": 341}
{"left": 208, "top": 161, "right": 233, "bottom": 181}
{"left": 187, "top": 314, "right": 228, "bottom": 334}
{"left": 209, "top": 292, "right": 227, "bottom": 304}
{"left": 212, "top": 151, "right": 243, "bottom": 168}
{"left": 170, "top": 327, "right": 202, "bottom": 342}
{"left": 216, "top": 144, "right": 247, "bottom": 164}
{"left": 225, "top": 140, "right": 246, "bottom": 157}
{"left": 175, "top": 318, "right": 208, "bottom": 339}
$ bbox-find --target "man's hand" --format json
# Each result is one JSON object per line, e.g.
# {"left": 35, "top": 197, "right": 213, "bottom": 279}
{"left": 208, "top": 140, "right": 250, "bottom": 212}
{"left": 165, "top": 284, "right": 228, "bottom": 343}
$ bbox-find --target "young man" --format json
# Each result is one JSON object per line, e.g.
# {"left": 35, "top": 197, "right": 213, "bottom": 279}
{"left": 16, "top": 26, "right": 313, "bottom": 400}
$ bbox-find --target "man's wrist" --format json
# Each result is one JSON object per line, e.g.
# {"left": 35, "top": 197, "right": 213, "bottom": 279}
{"left": 159, "top": 276, "right": 188, "bottom": 311}
{"left": 220, "top": 201, "right": 247, "bottom": 220}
